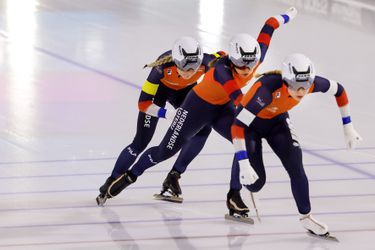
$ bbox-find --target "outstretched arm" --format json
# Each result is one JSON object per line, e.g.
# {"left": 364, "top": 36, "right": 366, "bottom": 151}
{"left": 257, "top": 7, "right": 298, "bottom": 63}
{"left": 214, "top": 8, "right": 297, "bottom": 107}
{"left": 313, "top": 76, "right": 363, "bottom": 149}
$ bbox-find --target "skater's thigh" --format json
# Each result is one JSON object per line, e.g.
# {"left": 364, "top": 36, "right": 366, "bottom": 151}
{"left": 245, "top": 130, "right": 265, "bottom": 175}
{"left": 212, "top": 103, "right": 236, "bottom": 142}
{"left": 266, "top": 120, "right": 304, "bottom": 177}
{"left": 157, "top": 98, "right": 215, "bottom": 158}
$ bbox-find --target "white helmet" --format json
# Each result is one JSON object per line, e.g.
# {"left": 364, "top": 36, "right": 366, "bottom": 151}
{"left": 282, "top": 53, "right": 316, "bottom": 90}
{"left": 172, "top": 36, "right": 203, "bottom": 71}
{"left": 228, "top": 33, "right": 260, "bottom": 69}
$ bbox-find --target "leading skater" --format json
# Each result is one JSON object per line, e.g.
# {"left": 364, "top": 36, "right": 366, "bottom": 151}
{"left": 228, "top": 53, "right": 362, "bottom": 238}
{"left": 99, "top": 7, "right": 299, "bottom": 203}
{"left": 96, "top": 36, "right": 224, "bottom": 205}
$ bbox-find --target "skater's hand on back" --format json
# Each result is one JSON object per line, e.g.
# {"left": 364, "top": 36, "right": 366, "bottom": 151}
{"left": 239, "top": 160, "right": 258, "bottom": 185}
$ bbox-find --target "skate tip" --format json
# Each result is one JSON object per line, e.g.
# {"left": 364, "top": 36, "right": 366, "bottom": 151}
{"left": 96, "top": 195, "right": 107, "bottom": 207}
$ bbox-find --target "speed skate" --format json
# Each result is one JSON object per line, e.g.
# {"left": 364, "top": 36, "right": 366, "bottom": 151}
{"left": 225, "top": 190, "right": 254, "bottom": 224}
{"left": 154, "top": 170, "right": 183, "bottom": 203}
{"left": 153, "top": 192, "right": 183, "bottom": 203}
{"left": 225, "top": 212, "right": 254, "bottom": 224}
{"left": 300, "top": 213, "right": 338, "bottom": 241}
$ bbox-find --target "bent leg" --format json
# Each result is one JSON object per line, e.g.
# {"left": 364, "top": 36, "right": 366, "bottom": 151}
{"left": 130, "top": 93, "right": 217, "bottom": 177}
{"left": 111, "top": 112, "right": 159, "bottom": 178}
{"left": 171, "top": 125, "right": 212, "bottom": 174}
{"left": 212, "top": 102, "right": 236, "bottom": 142}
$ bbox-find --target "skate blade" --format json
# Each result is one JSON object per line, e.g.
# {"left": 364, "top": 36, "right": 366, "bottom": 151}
{"left": 307, "top": 230, "right": 339, "bottom": 242}
{"left": 96, "top": 195, "right": 108, "bottom": 206}
{"left": 153, "top": 193, "right": 183, "bottom": 203}
{"left": 250, "top": 192, "right": 261, "bottom": 222}
{"left": 225, "top": 214, "right": 254, "bottom": 224}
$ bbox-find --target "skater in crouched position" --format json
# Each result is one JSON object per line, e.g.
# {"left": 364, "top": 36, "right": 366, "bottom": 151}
{"left": 227, "top": 53, "right": 362, "bottom": 238}
{"left": 100, "top": 7, "right": 299, "bottom": 204}
{"left": 96, "top": 37, "right": 224, "bottom": 205}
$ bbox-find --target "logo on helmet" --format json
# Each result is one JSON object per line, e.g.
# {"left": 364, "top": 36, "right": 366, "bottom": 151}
{"left": 238, "top": 46, "right": 257, "bottom": 64}
{"left": 292, "top": 66, "right": 311, "bottom": 82}
{"left": 180, "top": 47, "right": 200, "bottom": 68}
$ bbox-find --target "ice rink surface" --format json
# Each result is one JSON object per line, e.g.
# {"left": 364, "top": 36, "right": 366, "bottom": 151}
{"left": 0, "top": 0, "right": 374, "bottom": 249}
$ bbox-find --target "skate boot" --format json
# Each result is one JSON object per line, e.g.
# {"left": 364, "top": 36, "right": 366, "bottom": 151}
{"left": 300, "top": 213, "right": 338, "bottom": 241}
{"left": 96, "top": 176, "right": 115, "bottom": 206}
{"left": 153, "top": 170, "right": 183, "bottom": 203}
{"left": 96, "top": 171, "right": 137, "bottom": 206}
{"left": 107, "top": 171, "right": 137, "bottom": 197}
{"left": 225, "top": 189, "right": 254, "bottom": 224}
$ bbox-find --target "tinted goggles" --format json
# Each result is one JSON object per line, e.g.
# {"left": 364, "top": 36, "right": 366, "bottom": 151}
{"left": 175, "top": 57, "right": 202, "bottom": 71}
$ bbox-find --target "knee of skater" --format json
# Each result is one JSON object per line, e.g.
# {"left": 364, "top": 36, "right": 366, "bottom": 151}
{"left": 122, "top": 144, "right": 142, "bottom": 157}
{"left": 158, "top": 149, "right": 176, "bottom": 162}
{"left": 130, "top": 143, "right": 147, "bottom": 154}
